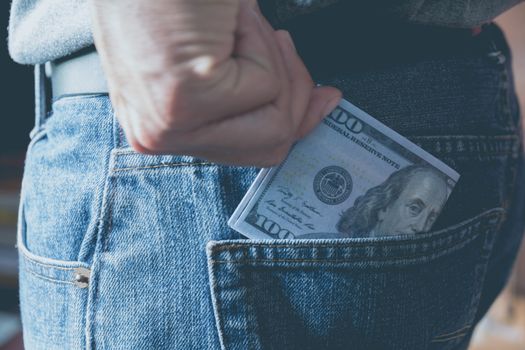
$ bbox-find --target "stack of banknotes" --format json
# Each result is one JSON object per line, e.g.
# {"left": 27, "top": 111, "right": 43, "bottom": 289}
{"left": 229, "top": 99, "right": 460, "bottom": 240}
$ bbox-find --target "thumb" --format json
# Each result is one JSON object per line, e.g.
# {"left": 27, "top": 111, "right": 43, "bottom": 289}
{"left": 295, "top": 87, "right": 342, "bottom": 140}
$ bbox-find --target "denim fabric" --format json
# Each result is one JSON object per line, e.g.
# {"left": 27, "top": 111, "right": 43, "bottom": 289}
{"left": 18, "top": 24, "right": 524, "bottom": 349}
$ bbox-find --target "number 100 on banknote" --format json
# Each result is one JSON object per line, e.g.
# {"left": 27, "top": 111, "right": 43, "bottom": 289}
{"left": 228, "top": 99, "right": 460, "bottom": 240}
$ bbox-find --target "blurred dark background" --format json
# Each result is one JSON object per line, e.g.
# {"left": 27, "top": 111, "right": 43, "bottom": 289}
{"left": 0, "top": 2, "right": 31, "bottom": 349}
{"left": 0, "top": 1, "right": 33, "bottom": 153}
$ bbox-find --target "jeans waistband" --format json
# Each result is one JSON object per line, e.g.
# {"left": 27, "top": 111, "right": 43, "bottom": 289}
{"left": 286, "top": 19, "right": 510, "bottom": 78}
{"left": 32, "top": 21, "right": 510, "bottom": 135}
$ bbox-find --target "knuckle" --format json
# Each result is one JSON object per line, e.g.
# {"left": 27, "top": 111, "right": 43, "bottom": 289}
{"left": 161, "top": 113, "right": 191, "bottom": 131}
{"left": 119, "top": 125, "right": 156, "bottom": 154}
{"left": 131, "top": 126, "right": 169, "bottom": 154}
{"left": 260, "top": 66, "right": 277, "bottom": 83}
{"left": 156, "top": 79, "right": 199, "bottom": 132}
{"left": 128, "top": 136, "right": 154, "bottom": 154}
{"left": 258, "top": 74, "right": 281, "bottom": 101}
{"left": 133, "top": 135, "right": 161, "bottom": 153}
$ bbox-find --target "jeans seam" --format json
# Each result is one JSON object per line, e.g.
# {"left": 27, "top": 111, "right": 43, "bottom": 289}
{"left": 103, "top": 178, "right": 115, "bottom": 253}
{"left": 209, "top": 246, "right": 473, "bottom": 264}
{"left": 85, "top": 111, "right": 117, "bottom": 350}
{"left": 112, "top": 149, "right": 140, "bottom": 156}
{"left": 24, "top": 268, "right": 76, "bottom": 286}
{"left": 210, "top": 232, "right": 481, "bottom": 263}
{"left": 432, "top": 324, "right": 472, "bottom": 340}
{"left": 20, "top": 255, "right": 78, "bottom": 271}
{"left": 51, "top": 93, "right": 109, "bottom": 104}
{"left": 209, "top": 215, "right": 504, "bottom": 264}
{"left": 207, "top": 256, "right": 228, "bottom": 350}
{"left": 113, "top": 162, "right": 214, "bottom": 172}
{"left": 430, "top": 331, "right": 470, "bottom": 343}
{"left": 117, "top": 115, "right": 123, "bottom": 148}
{"left": 498, "top": 50, "right": 516, "bottom": 132}
{"left": 409, "top": 134, "right": 521, "bottom": 160}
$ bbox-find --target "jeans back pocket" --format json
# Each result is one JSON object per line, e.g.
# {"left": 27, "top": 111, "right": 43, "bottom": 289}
{"left": 207, "top": 209, "right": 504, "bottom": 350}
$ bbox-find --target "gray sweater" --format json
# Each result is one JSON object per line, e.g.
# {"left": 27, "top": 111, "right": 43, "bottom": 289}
{"left": 8, "top": 0, "right": 524, "bottom": 65}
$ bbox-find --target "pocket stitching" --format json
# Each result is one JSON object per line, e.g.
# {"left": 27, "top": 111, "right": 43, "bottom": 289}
{"left": 431, "top": 326, "right": 471, "bottom": 343}
{"left": 431, "top": 324, "right": 471, "bottom": 342}
{"left": 409, "top": 134, "right": 521, "bottom": 160}
{"left": 17, "top": 206, "right": 91, "bottom": 277}
{"left": 17, "top": 216, "right": 91, "bottom": 270}
{"left": 208, "top": 209, "right": 504, "bottom": 267}
{"left": 430, "top": 333, "right": 469, "bottom": 343}
{"left": 112, "top": 161, "right": 214, "bottom": 172}
{"left": 110, "top": 148, "right": 214, "bottom": 172}
{"left": 209, "top": 230, "right": 478, "bottom": 265}
{"left": 26, "top": 126, "right": 48, "bottom": 155}
{"left": 24, "top": 268, "right": 76, "bottom": 286}
{"left": 20, "top": 251, "right": 81, "bottom": 271}
{"left": 210, "top": 209, "right": 503, "bottom": 251}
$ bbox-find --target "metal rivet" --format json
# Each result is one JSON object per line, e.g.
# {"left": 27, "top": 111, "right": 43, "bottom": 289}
{"left": 487, "top": 51, "right": 506, "bottom": 65}
{"left": 73, "top": 267, "right": 91, "bottom": 289}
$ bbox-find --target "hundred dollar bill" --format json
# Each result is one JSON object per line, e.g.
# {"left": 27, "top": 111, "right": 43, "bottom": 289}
{"left": 228, "top": 99, "right": 460, "bottom": 240}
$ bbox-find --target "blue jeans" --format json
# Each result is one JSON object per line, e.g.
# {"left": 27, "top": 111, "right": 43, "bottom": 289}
{"left": 18, "top": 24, "right": 524, "bottom": 349}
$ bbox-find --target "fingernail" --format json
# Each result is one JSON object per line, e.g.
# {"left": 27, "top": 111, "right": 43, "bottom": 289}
{"left": 283, "top": 31, "right": 296, "bottom": 52}
{"left": 323, "top": 96, "right": 341, "bottom": 117}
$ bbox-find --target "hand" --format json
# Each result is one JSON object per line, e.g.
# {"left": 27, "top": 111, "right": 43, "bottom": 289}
{"left": 89, "top": 0, "right": 341, "bottom": 166}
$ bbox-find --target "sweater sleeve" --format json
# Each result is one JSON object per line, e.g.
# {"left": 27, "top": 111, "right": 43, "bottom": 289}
{"left": 8, "top": 0, "right": 94, "bottom": 65}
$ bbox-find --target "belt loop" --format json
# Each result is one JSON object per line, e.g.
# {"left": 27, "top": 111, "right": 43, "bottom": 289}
{"left": 31, "top": 64, "right": 48, "bottom": 138}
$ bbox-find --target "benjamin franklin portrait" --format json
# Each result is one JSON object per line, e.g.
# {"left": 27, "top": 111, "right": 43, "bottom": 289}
{"left": 336, "top": 164, "right": 451, "bottom": 238}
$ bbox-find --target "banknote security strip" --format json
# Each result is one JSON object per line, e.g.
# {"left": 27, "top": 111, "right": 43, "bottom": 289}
{"left": 228, "top": 99, "right": 460, "bottom": 239}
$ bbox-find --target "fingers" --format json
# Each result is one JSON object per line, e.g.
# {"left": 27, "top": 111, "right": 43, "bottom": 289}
{"left": 247, "top": 2, "right": 292, "bottom": 109}
{"left": 114, "top": 93, "right": 157, "bottom": 154}
{"left": 118, "top": 2, "right": 342, "bottom": 167}
{"left": 274, "top": 30, "right": 342, "bottom": 141}
{"left": 295, "top": 86, "right": 342, "bottom": 140}
{"left": 165, "top": 1, "right": 287, "bottom": 131}
{"left": 186, "top": 1, "right": 295, "bottom": 126}
{"left": 274, "top": 30, "right": 313, "bottom": 133}
{"left": 225, "top": 0, "right": 282, "bottom": 104}
{"left": 164, "top": 103, "right": 290, "bottom": 156}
